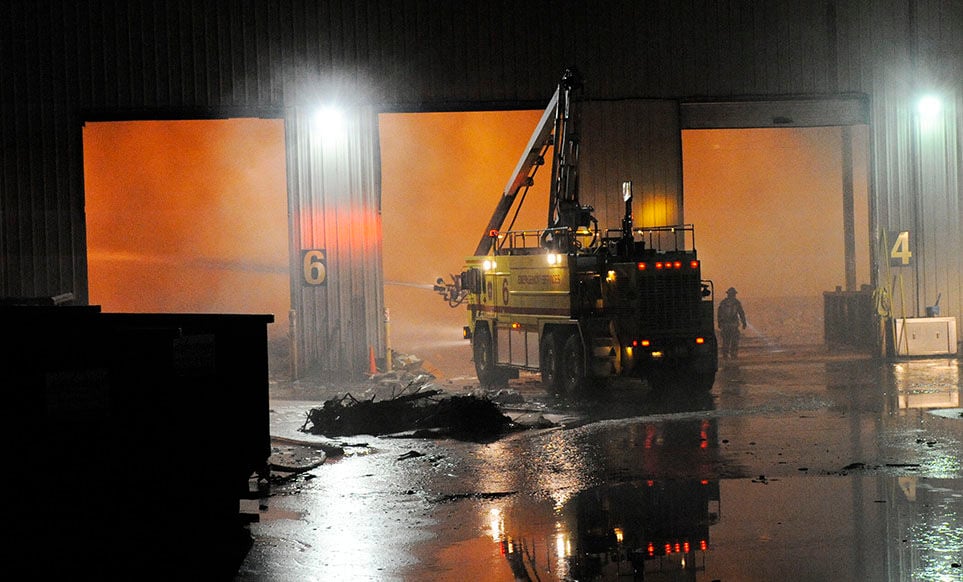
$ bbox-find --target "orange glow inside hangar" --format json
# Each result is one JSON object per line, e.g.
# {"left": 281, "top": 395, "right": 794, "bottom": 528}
{"left": 83, "top": 114, "right": 866, "bottom": 364}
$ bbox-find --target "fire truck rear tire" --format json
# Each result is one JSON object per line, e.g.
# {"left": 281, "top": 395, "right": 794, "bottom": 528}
{"left": 540, "top": 332, "right": 560, "bottom": 390}
{"left": 649, "top": 365, "right": 715, "bottom": 393}
{"left": 688, "top": 353, "right": 718, "bottom": 391}
{"left": 692, "top": 372, "right": 716, "bottom": 392}
{"left": 672, "top": 367, "right": 715, "bottom": 392}
{"left": 558, "top": 334, "right": 587, "bottom": 395}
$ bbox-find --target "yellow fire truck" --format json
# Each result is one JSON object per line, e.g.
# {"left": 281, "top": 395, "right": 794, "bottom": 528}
{"left": 437, "top": 70, "right": 717, "bottom": 393}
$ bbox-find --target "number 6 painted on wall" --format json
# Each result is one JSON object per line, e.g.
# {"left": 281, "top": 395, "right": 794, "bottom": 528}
{"left": 302, "top": 249, "right": 327, "bottom": 285}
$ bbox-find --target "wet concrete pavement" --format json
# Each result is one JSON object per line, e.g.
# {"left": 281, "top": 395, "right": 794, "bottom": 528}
{"left": 236, "top": 346, "right": 962, "bottom": 581}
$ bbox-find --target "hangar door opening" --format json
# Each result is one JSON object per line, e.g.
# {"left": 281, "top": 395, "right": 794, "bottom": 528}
{"left": 82, "top": 119, "right": 291, "bottom": 370}
{"left": 682, "top": 126, "right": 870, "bottom": 348}
{"left": 378, "top": 111, "right": 548, "bottom": 379}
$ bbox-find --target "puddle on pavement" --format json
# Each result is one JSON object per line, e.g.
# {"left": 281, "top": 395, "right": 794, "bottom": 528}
{"left": 889, "top": 359, "right": 961, "bottom": 410}
{"left": 240, "top": 498, "right": 304, "bottom": 523}
{"left": 250, "top": 358, "right": 961, "bottom": 580}
{"left": 415, "top": 474, "right": 963, "bottom": 581}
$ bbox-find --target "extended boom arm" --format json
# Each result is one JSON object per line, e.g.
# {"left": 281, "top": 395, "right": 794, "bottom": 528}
{"left": 474, "top": 69, "right": 583, "bottom": 255}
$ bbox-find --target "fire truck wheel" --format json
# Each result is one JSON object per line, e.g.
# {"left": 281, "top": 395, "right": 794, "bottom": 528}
{"left": 558, "top": 334, "right": 587, "bottom": 395}
{"left": 540, "top": 332, "right": 560, "bottom": 390}
{"left": 683, "top": 355, "right": 717, "bottom": 392}
{"left": 473, "top": 325, "right": 502, "bottom": 387}
{"left": 649, "top": 366, "right": 715, "bottom": 393}
{"left": 690, "top": 370, "right": 716, "bottom": 392}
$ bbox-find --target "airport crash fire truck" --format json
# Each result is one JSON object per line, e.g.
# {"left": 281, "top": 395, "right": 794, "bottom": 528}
{"left": 436, "top": 70, "right": 717, "bottom": 393}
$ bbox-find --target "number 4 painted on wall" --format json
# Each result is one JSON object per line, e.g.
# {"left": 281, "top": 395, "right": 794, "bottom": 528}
{"left": 889, "top": 231, "right": 912, "bottom": 266}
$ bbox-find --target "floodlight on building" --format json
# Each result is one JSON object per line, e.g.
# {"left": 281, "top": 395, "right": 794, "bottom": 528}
{"left": 916, "top": 95, "right": 942, "bottom": 130}
{"left": 312, "top": 106, "right": 345, "bottom": 141}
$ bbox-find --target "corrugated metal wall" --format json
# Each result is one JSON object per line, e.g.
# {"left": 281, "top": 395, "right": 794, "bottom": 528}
{"left": 2, "top": 0, "right": 961, "bottom": 372}
{"left": 916, "top": 98, "right": 962, "bottom": 321}
{"left": 861, "top": 0, "right": 963, "bottom": 322}
{"left": 285, "top": 107, "right": 384, "bottom": 374}
{"left": 580, "top": 101, "right": 683, "bottom": 230}
{"left": 870, "top": 89, "right": 962, "bottom": 321}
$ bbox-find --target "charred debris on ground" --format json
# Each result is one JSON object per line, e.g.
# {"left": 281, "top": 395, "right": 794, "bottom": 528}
{"left": 298, "top": 368, "right": 549, "bottom": 442}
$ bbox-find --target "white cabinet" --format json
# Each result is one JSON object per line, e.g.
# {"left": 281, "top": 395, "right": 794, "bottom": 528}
{"left": 893, "top": 317, "right": 958, "bottom": 356}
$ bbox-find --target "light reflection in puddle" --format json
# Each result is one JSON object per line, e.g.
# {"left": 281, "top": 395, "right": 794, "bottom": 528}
{"left": 424, "top": 475, "right": 963, "bottom": 581}
{"left": 890, "top": 359, "right": 961, "bottom": 410}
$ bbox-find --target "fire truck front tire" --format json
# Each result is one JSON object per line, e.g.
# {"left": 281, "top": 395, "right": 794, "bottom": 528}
{"left": 473, "top": 325, "right": 506, "bottom": 387}
{"left": 558, "top": 334, "right": 587, "bottom": 395}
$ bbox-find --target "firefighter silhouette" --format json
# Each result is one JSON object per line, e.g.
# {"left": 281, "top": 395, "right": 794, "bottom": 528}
{"left": 717, "top": 287, "right": 747, "bottom": 359}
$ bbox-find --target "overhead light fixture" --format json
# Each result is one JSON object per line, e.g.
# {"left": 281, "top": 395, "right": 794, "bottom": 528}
{"left": 917, "top": 95, "right": 941, "bottom": 118}
{"left": 917, "top": 94, "right": 942, "bottom": 130}
{"left": 916, "top": 94, "right": 943, "bottom": 131}
{"left": 312, "top": 106, "right": 345, "bottom": 141}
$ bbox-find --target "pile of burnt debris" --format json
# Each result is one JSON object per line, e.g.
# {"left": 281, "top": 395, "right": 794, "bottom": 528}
{"left": 298, "top": 369, "right": 516, "bottom": 441}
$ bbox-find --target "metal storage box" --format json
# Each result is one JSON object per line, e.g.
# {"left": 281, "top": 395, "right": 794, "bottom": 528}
{"left": 893, "top": 317, "right": 958, "bottom": 356}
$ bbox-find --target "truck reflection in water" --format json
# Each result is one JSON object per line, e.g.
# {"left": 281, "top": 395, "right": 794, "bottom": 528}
{"left": 491, "top": 402, "right": 722, "bottom": 581}
{"left": 497, "top": 479, "right": 720, "bottom": 581}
